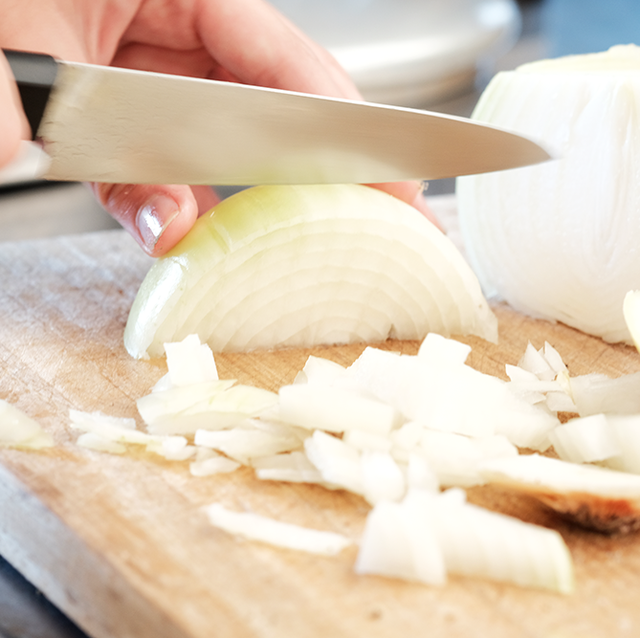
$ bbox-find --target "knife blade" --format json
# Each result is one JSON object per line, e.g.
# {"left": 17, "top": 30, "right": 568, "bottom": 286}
{"left": 4, "top": 49, "right": 551, "bottom": 186}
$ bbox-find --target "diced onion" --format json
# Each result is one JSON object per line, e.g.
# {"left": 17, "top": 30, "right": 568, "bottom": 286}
{"left": 190, "top": 451, "right": 241, "bottom": 477}
{"left": 479, "top": 454, "right": 640, "bottom": 533}
{"left": 194, "top": 425, "right": 303, "bottom": 464}
{"left": 124, "top": 184, "right": 497, "bottom": 357}
{"left": 457, "top": 45, "right": 640, "bottom": 344}
{"left": 164, "top": 334, "right": 218, "bottom": 386}
{"left": 548, "top": 414, "right": 620, "bottom": 464}
{"left": 602, "top": 414, "right": 640, "bottom": 474}
{"left": 428, "top": 490, "right": 574, "bottom": 594}
{"left": 202, "top": 503, "right": 352, "bottom": 556}
{"left": 355, "top": 493, "right": 446, "bottom": 586}
{"left": 569, "top": 372, "right": 640, "bottom": 417}
{"left": 251, "top": 451, "right": 324, "bottom": 484}
{"left": 76, "top": 432, "right": 126, "bottom": 454}
{"left": 355, "top": 488, "right": 573, "bottom": 593}
{"left": 0, "top": 400, "right": 54, "bottom": 449}
{"left": 278, "top": 384, "right": 402, "bottom": 435}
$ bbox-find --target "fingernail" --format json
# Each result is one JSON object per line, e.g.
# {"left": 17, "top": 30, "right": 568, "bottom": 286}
{"left": 136, "top": 194, "right": 180, "bottom": 253}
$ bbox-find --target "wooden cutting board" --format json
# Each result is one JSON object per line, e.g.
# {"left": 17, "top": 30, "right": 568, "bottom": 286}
{"left": 2, "top": 226, "right": 640, "bottom": 638}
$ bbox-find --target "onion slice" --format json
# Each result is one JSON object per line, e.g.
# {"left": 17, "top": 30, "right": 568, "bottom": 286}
{"left": 480, "top": 454, "right": 640, "bottom": 534}
{"left": 0, "top": 400, "right": 54, "bottom": 449}
{"left": 202, "top": 503, "right": 352, "bottom": 556}
{"left": 124, "top": 184, "right": 497, "bottom": 357}
{"left": 355, "top": 488, "right": 574, "bottom": 593}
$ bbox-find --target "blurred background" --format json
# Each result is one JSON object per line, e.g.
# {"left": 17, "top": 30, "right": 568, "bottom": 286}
{"left": 1, "top": 0, "right": 640, "bottom": 634}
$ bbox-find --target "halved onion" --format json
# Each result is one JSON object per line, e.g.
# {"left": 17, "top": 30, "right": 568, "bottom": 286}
{"left": 457, "top": 45, "right": 640, "bottom": 344}
{"left": 124, "top": 184, "right": 497, "bottom": 357}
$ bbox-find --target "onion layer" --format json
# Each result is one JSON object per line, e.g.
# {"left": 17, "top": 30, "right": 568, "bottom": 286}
{"left": 124, "top": 184, "right": 497, "bottom": 357}
{"left": 457, "top": 45, "right": 640, "bottom": 344}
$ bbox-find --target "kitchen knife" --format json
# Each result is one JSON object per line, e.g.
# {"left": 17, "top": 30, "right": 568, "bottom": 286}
{"left": 4, "top": 49, "right": 551, "bottom": 186}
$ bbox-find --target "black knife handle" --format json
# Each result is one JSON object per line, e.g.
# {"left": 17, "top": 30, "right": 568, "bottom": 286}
{"left": 2, "top": 49, "right": 58, "bottom": 139}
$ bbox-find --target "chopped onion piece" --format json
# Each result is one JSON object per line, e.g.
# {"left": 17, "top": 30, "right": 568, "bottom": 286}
{"left": 354, "top": 494, "right": 446, "bottom": 585}
{"left": 69, "top": 409, "right": 157, "bottom": 445}
{"left": 602, "top": 414, "right": 640, "bottom": 474}
{"left": 203, "top": 503, "right": 352, "bottom": 555}
{"left": 418, "top": 429, "right": 517, "bottom": 488}
{"left": 545, "top": 391, "right": 578, "bottom": 414}
{"left": 343, "top": 343, "right": 559, "bottom": 447}
{"left": 480, "top": 454, "right": 640, "bottom": 534}
{"left": 406, "top": 453, "right": 440, "bottom": 492}
{"left": 164, "top": 334, "right": 218, "bottom": 387}
{"left": 570, "top": 372, "right": 640, "bottom": 417}
{"left": 342, "top": 428, "right": 393, "bottom": 452}
{"left": 190, "top": 453, "right": 241, "bottom": 477}
{"left": 304, "top": 431, "right": 364, "bottom": 495}
{"left": 505, "top": 367, "right": 564, "bottom": 395}
{"left": 70, "top": 409, "right": 137, "bottom": 431}
{"left": 138, "top": 382, "right": 277, "bottom": 435}
{"left": 147, "top": 437, "right": 197, "bottom": 461}
{"left": 390, "top": 421, "right": 424, "bottom": 460}
{"left": 76, "top": 432, "right": 126, "bottom": 454}
{"left": 360, "top": 450, "right": 406, "bottom": 505}
{"left": 428, "top": 490, "right": 574, "bottom": 594}
{"left": 355, "top": 487, "right": 573, "bottom": 593}
{"left": 542, "top": 342, "right": 569, "bottom": 375}
{"left": 417, "top": 332, "right": 471, "bottom": 365}
{"left": 124, "top": 184, "right": 497, "bottom": 357}
{"left": 549, "top": 414, "right": 620, "bottom": 464}
{"left": 136, "top": 381, "right": 236, "bottom": 425}
{"left": 517, "top": 343, "right": 557, "bottom": 381}
{"left": 293, "top": 356, "right": 347, "bottom": 386}
{"left": 252, "top": 451, "right": 324, "bottom": 484}
{"left": 278, "top": 384, "right": 402, "bottom": 435}
{"left": 0, "top": 399, "right": 54, "bottom": 449}
{"left": 194, "top": 426, "right": 303, "bottom": 463}
{"left": 340, "top": 346, "right": 419, "bottom": 411}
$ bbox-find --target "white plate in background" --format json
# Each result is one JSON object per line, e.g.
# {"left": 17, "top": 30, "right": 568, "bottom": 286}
{"left": 271, "top": 0, "right": 521, "bottom": 107}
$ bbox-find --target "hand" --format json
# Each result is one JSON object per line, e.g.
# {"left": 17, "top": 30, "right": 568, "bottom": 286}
{"left": 1, "top": 0, "right": 435, "bottom": 255}
{"left": 0, "top": 52, "right": 29, "bottom": 168}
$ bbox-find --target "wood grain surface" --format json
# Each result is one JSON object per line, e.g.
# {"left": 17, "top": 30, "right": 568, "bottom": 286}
{"left": 2, "top": 227, "right": 640, "bottom": 638}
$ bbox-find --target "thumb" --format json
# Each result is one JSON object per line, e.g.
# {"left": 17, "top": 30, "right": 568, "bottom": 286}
{"left": 90, "top": 183, "right": 218, "bottom": 257}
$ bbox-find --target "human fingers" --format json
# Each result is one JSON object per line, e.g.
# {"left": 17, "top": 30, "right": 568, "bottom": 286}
{"left": 0, "top": 51, "right": 30, "bottom": 168}
{"left": 369, "top": 181, "right": 442, "bottom": 230}
{"left": 194, "top": 0, "right": 361, "bottom": 99}
{"left": 90, "top": 182, "right": 220, "bottom": 256}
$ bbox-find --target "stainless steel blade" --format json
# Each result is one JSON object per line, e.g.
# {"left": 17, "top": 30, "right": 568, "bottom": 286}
{"left": 39, "top": 61, "right": 551, "bottom": 185}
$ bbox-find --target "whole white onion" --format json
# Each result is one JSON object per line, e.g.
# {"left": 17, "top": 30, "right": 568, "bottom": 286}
{"left": 457, "top": 45, "right": 640, "bottom": 344}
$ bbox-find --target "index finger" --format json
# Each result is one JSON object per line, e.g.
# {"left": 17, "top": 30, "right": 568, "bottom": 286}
{"left": 196, "top": 0, "right": 361, "bottom": 99}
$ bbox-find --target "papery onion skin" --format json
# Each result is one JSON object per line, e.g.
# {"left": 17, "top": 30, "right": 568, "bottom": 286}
{"left": 457, "top": 45, "right": 640, "bottom": 344}
{"left": 124, "top": 184, "right": 497, "bottom": 358}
